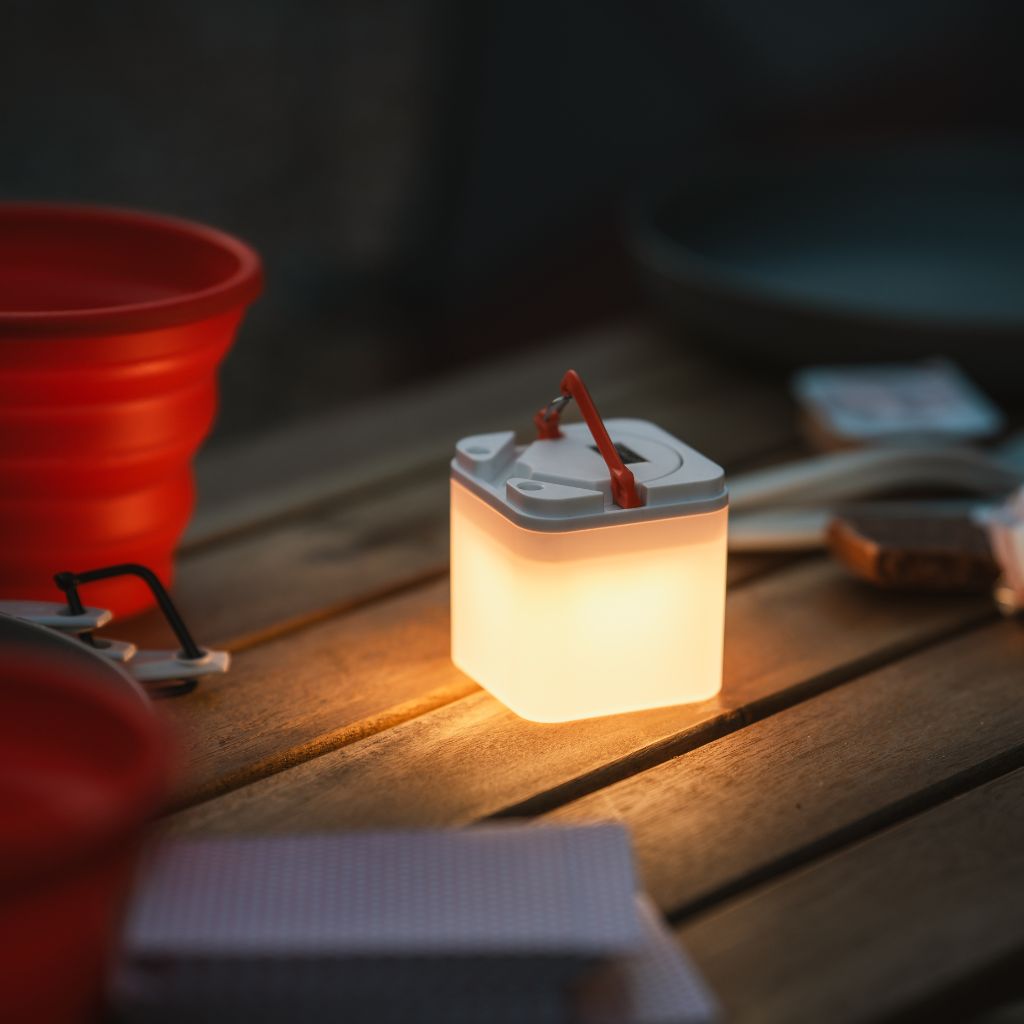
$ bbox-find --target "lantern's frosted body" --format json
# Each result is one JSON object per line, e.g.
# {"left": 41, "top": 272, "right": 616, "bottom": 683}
{"left": 450, "top": 419, "right": 728, "bottom": 723}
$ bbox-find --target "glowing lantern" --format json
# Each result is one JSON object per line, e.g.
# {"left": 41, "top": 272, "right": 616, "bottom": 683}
{"left": 450, "top": 370, "right": 728, "bottom": 723}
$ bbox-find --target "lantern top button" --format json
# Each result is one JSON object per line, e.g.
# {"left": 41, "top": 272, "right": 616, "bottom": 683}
{"left": 452, "top": 419, "right": 726, "bottom": 532}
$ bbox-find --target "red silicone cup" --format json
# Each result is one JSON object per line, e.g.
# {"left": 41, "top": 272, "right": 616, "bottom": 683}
{"left": 0, "top": 203, "right": 262, "bottom": 615}
{"left": 0, "top": 621, "right": 172, "bottom": 1024}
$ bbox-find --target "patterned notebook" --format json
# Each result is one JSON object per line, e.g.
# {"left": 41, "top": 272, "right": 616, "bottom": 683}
{"left": 116, "top": 824, "right": 717, "bottom": 1023}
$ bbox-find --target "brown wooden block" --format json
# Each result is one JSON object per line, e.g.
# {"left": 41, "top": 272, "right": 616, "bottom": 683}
{"left": 827, "top": 510, "right": 999, "bottom": 592}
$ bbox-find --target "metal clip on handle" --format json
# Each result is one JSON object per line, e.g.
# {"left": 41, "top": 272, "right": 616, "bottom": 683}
{"left": 534, "top": 368, "right": 643, "bottom": 509}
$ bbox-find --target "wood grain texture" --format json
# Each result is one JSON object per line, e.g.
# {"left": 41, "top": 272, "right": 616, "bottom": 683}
{"left": 155, "top": 543, "right": 779, "bottom": 810}
{"left": 679, "top": 765, "right": 1024, "bottom": 1023}
{"left": 166, "top": 560, "right": 989, "bottom": 828}
{"left": 157, "top": 579, "right": 467, "bottom": 806}
{"left": 119, "top": 330, "right": 795, "bottom": 805}
{"left": 550, "top": 621, "right": 1024, "bottom": 915}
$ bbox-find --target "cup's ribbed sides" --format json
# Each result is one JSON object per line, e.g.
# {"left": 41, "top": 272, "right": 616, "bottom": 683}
{"left": 0, "top": 313, "right": 242, "bottom": 616}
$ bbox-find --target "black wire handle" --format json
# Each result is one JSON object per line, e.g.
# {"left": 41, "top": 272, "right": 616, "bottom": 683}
{"left": 54, "top": 563, "right": 206, "bottom": 661}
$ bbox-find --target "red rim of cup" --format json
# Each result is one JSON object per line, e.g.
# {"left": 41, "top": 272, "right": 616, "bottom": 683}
{"left": 0, "top": 202, "right": 264, "bottom": 338}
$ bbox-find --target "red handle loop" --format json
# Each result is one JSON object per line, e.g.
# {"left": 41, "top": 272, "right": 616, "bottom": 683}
{"left": 533, "top": 369, "right": 642, "bottom": 509}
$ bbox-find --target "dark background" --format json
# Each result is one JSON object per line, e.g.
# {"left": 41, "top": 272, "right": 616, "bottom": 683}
{"left": 4, "top": 1, "right": 1023, "bottom": 440}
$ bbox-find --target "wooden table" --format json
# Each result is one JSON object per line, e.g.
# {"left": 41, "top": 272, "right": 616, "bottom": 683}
{"left": 118, "top": 319, "right": 1024, "bottom": 1022}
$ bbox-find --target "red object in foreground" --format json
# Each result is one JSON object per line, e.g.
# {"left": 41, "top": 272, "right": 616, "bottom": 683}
{"left": 0, "top": 615, "right": 171, "bottom": 1024}
{"left": 0, "top": 203, "right": 262, "bottom": 615}
{"left": 533, "top": 368, "right": 642, "bottom": 509}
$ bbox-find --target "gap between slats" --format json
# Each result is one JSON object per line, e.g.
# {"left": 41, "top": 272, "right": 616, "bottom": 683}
{"left": 157, "top": 542, "right": 802, "bottom": 815}
{"left": 666, "top": 739, "right": 1024, "bottom": 925}
{"left": 674, "top": 764, "right": 1024, "bottom": 1023}
{"left": 488, "top": 609, "right": 998, "bottom": 822}
{"left": 534, "top": 620, "right": 1024, "bottom": 1020}
{"left": 165, "top": 562, "right": 992, "bottom": 823}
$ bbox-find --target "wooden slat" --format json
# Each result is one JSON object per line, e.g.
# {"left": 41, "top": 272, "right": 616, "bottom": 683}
{"left": 548, "top": 621, "right": 1024, "bottom": 914}
{"left": 678, "top": 765, "right": 1024, "bottom": 1023}
{"left": 166, "top": 559, "right": 989, "bottom": 824}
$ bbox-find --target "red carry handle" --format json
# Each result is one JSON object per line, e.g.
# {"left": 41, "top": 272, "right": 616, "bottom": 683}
{"left": 533, "top": 369, "right": 642, "bottom": 509}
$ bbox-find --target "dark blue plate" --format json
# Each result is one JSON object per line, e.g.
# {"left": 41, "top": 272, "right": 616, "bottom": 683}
{"left": 629, "top": 141, "right": 1024, "bottom": 393}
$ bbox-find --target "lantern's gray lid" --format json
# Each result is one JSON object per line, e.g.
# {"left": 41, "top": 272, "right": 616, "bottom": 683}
{"left": 451, "top": 418, "right": 727, "bottom": 532}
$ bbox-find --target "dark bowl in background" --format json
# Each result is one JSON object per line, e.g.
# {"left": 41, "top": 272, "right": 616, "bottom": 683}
{"left": 627, "top": 140, "right": 1024, "bottom": 395}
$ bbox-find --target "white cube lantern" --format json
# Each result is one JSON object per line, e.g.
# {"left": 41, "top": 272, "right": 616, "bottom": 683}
{"left": 450, "top": 371, "right": 728, "bottom": 723}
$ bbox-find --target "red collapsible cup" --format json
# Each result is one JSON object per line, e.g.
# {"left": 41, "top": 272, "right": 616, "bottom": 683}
{"left": 0, "top": 204, "right": 262, "bottom": 615}
{"left": 0, "top": 614, "right": 172, "bottom": 1024}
